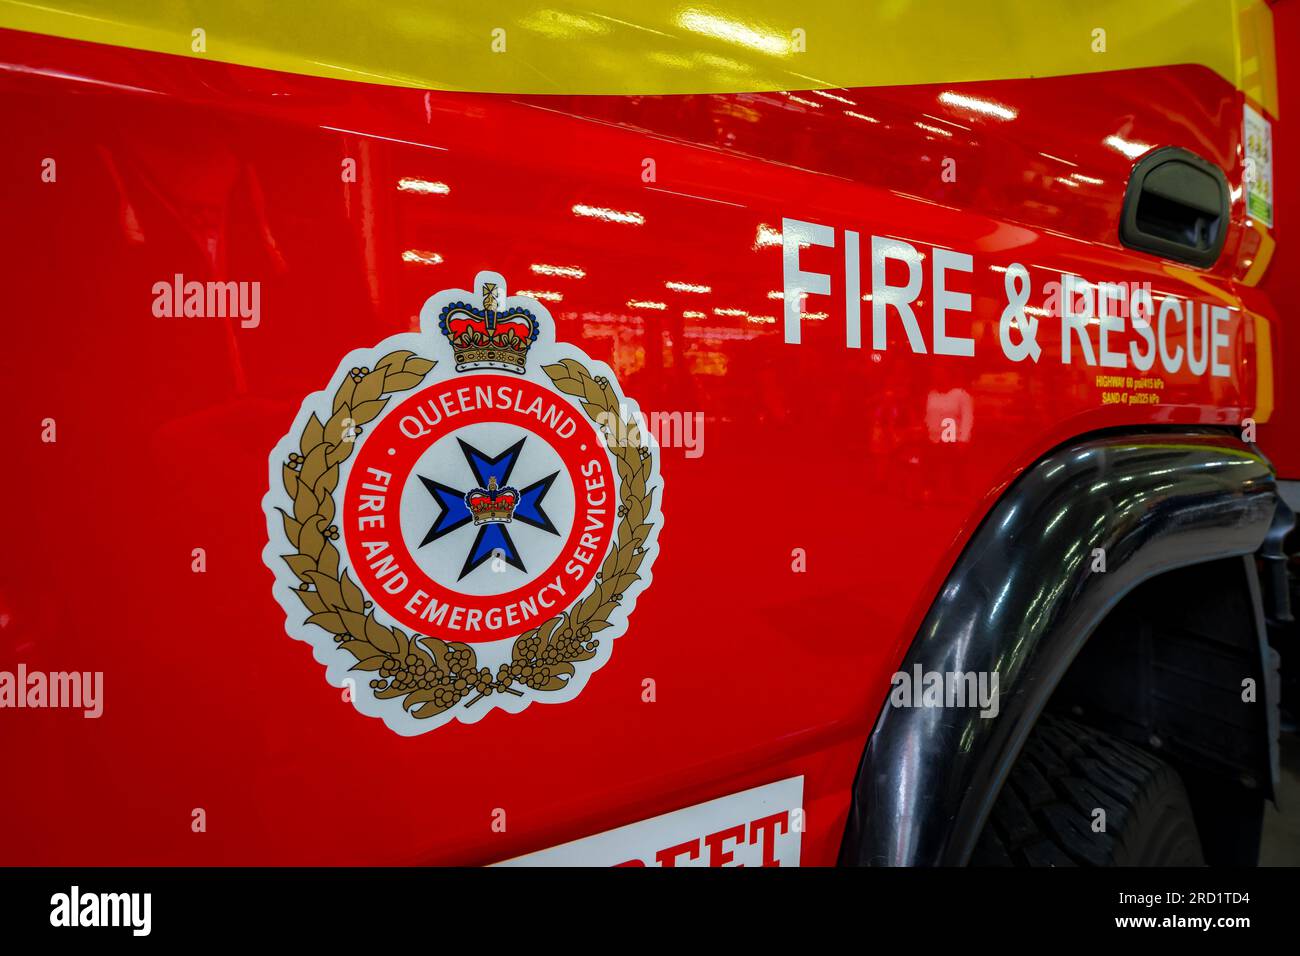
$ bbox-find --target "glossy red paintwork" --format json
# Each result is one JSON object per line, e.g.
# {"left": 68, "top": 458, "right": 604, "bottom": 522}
{"left": 0, "top": 27, "right": 1274, "bottom": 864}
{"left": 1257, "top": 0, "right": 1298, "bottom": 476}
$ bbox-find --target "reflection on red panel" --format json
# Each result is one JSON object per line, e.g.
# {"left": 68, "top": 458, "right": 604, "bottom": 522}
{"left": 0, "top": 27, "right": 1267, "bottom": 864}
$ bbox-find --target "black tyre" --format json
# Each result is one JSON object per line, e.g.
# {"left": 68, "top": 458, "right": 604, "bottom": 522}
{"left": 972, "top": 714, "right": 1204, "bottom": 866}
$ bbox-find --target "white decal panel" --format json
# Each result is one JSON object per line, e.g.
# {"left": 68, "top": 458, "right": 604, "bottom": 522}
{"left": 1244, "top": 104, "right": 1274, "bottom": 227}
{"left": 498, "top": 777, "right": 804, "bottom": 867}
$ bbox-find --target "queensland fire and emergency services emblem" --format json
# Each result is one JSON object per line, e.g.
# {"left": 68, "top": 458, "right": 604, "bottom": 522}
{"left": 263, "top": 272, "right": 663, "bottom": 734}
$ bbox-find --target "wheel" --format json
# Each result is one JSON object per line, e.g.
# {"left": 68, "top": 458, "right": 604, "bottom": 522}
{"left": 972, "top": 714, "right": 1204, "bottom": 866}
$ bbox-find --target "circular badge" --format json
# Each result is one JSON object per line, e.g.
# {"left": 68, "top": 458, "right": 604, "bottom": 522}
{"left": 263, "top": 272, "right": 663, "bottom": 734}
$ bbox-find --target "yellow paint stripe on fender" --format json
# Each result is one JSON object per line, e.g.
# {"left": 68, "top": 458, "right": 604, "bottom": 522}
{"left": 1253, "top": 313, "right": 1274, "bottom": 423}
{"left": 1240, "top": 220, "right": 1277, "bottom": 287}
{"left": 0, "top": 0, "right": 1279, "bottom": 111}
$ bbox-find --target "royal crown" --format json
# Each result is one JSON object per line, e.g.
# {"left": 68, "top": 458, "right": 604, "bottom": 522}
{"left": 438, "top": 282, "right": 540, "bottom": 374}
{"left": 465, "top": 476, "right": 519, "bottom": 525}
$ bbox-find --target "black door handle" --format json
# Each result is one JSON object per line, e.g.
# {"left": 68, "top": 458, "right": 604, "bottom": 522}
{"left": 1120, "top": 146, "right": 1229, "bottom": 268}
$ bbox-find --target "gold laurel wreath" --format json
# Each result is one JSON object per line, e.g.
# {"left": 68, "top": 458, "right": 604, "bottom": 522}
{"left": 276, "top": 350, "right": 656, "bottom": 720}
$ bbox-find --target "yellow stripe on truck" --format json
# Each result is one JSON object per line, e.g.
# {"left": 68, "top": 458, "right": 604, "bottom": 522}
{"left": 0, "top": 0, "right": 1279, "bottom": 111}
{"left": 1253, "top": 313, "right": 1274, "bottom": 424}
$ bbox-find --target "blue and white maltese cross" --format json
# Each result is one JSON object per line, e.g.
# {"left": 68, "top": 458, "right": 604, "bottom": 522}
{"left": 417, "top": 436, "right": 560, "bottom": 580}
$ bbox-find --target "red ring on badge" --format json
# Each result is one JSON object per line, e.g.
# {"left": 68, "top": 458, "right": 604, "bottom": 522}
{"left": 342, "top": 374, "right": 615, "bottom": 643}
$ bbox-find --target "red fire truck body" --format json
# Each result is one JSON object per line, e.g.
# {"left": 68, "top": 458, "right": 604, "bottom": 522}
{"left": 0, "top": 1, "right": 1293, "bottom": 866}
